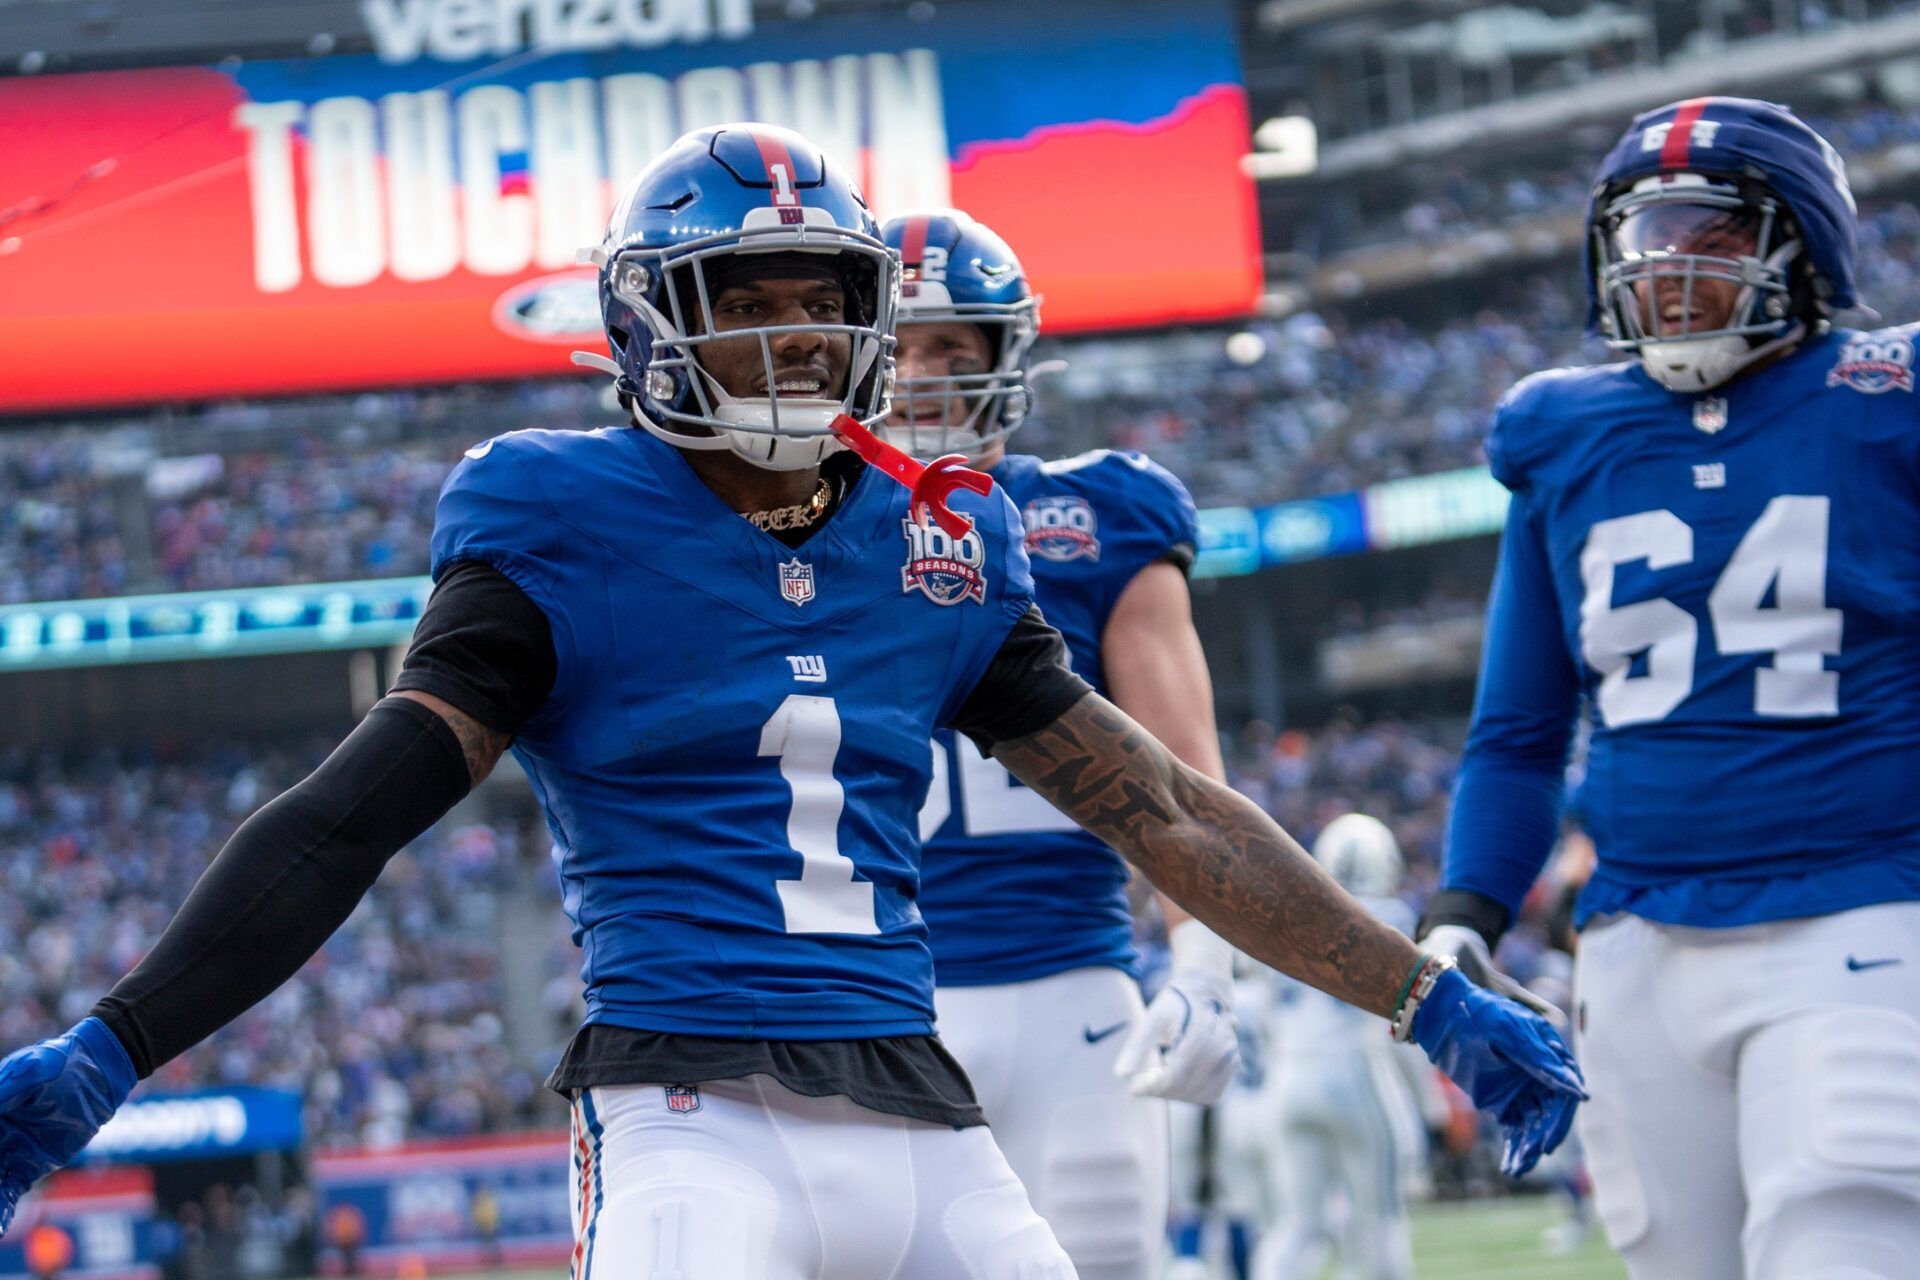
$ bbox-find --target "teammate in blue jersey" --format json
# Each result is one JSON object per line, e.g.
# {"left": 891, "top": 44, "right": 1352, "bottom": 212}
{"left": 883, "top": 208, "right": 1240, "bottom": 1280}
{"left": 1426, "top": 97, "right": 1920, "bottom": 1279}
{"left": 0, "top": 126, "right": 1582, "bottom": 1278}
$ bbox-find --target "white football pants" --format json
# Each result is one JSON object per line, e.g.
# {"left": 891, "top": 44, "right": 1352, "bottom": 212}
{"left": 565, "top": 1076, "right": 1076, "bottom": 1279}
{"left": 1250, "top": 1052, "right": 1415, "bottom": 1280}
{"left": 1576, "top": 901, "right": 1920, "bottom": 1280}
{"left": 936, "top": 967, "right": 1170, "bottom": 1280}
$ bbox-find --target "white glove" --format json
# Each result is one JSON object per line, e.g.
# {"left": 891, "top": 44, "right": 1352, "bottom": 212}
{"left": 1422, "top": 923, "right": 1565, "bottom": 1026}
{"left": 1113, "top": 921, "right": 1240, "bottom": 1103}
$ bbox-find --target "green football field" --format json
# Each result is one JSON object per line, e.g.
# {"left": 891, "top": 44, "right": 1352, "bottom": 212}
{"left": 298, "top": 1195, "right": 1624, "bottom": 1279}
{"left": 1409, "top": 1196, "right": 1623, "bottom": 1279}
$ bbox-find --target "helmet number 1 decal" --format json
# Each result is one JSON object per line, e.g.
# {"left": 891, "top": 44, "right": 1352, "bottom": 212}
{"left": 770, "top": 162, "right": 798, "bottom": 207}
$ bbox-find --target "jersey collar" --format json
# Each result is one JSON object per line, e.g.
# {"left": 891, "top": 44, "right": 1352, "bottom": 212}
{"left": 626, "top": 428, "right": 896, "bottom": 621}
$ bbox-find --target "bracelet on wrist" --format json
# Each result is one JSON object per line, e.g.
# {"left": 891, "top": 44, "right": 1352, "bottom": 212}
{"left": 1389, "top": 953, "right": 1457, "bottom": 1043}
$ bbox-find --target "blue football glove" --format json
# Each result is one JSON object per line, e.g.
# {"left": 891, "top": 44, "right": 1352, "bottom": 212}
{"left": 0, "top": 1018, "right": 137, "bottom": 1234}
{"left": 1410, "top": 966, "right": 1585, "bottom": 1177}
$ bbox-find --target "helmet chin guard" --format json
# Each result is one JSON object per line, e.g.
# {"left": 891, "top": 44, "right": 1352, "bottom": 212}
{"left": 1636, "top": 326, "right": 1804, "bottom": 394}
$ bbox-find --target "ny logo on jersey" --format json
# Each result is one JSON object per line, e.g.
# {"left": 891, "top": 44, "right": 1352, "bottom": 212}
{"left": 1023, "top": 496, "right": 1101, "bottom": 563}
{"left": 1693, "top": 462, "right": 1726, "bottom": 489}
{"left": 1827, "top": 333, "right": 1915, "bottom": 394}
{"left": 1640, "top": 118, "right": 1721, "bottom": 152}
{"left": 786, "top": 655, "right": 827, "bottom": 683}
{"left": 901, "top": 517, "right": 988, "bottom": 606}
{"left": 779, "top": 557, "right": 816, "bottom": 607}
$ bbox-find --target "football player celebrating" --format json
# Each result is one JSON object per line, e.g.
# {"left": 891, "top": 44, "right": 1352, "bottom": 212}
{"left": 883, "top": 208, "right": 1238, "bottom": 1279}
{"left": 1426, "top": 97, "right": 1920, "bottom": 1279}
{"left": 0, "top": 126, "right": 1581, "bottom": 1278}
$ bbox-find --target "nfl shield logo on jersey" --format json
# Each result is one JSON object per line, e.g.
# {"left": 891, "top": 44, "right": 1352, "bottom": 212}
{"left": 664, "top": 1085, "right": 701, "bottom": 1115}
{"left": 901, "top": 518, "right": 988, "bottom": 606}
{"left": 779, "top": 558, "right": 815, "bottom": 607}
{"left": 1023, "top": 496, "right": 1101, "bottom": 562}
{"left": 1827, "top": 332, "right": 1915, "bottom": 393}
{"left": 1693, "top": 396, "right": 1729, "bottom": 434}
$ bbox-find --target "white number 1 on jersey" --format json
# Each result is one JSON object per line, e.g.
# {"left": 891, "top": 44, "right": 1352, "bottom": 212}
{"left": 759, "top": 695, "right": 880, "bottom": 934}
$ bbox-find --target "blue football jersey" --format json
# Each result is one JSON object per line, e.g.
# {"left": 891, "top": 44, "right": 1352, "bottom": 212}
{"left": 1450, "top": 325, "right": 1920, "bottom": 929}
{"left": 916, "top": 450, "right": 1200, "bottom": 985}
{"left": 430, "top": 427, "right": 1035, "bottom": 1039}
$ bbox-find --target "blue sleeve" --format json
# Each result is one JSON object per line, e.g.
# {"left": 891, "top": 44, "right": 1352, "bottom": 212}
{"left": 1124, "top": 453, "right": 1201, "bottom": 559}
{"left": 432, "top": 436, "right": 558, "bottom": 593}
{"left": 1483, "top": 372, "right": 1556, "bottom": 494}
{"left": 429, "top": 434, "right": 576, "bottom": 691}
{"left": 1443, "top": 490, "right": 1581, "bottom": 917}
{"left": 1097, "top": 453, "right": 1201, "bottom": 618}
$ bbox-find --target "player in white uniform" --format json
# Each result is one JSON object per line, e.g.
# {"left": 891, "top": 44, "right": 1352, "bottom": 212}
{"left": 1252, "top": 816, "right": 1431, "bottom": 1280}
{"left": 1165, "top": 974, "right": 1278, "bottom": 1280}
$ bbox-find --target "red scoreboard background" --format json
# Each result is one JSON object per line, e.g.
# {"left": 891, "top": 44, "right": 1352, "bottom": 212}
{"left": 0, "top": 0, "right": 1262, "bottom": 412}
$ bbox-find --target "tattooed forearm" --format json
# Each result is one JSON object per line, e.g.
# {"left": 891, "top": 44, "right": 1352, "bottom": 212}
{"left": 994, "top": 693, "right": 1422, "bottom": 1017}
{"left": 393, "top": 690, "right": 510, "bottom": 785}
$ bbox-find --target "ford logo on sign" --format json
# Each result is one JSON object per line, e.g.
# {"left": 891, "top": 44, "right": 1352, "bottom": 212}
{"left": 1262, "top": 502, "right": 1336, "bottom": 562}
{"left": 493, "top": 272, "right": 601, "bottom": 344}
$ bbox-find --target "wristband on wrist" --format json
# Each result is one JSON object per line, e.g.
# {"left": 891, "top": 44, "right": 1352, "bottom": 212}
{"left": 1417, "top": 888, "right": 1513, "bottom": 953}
{"left": 1389, "top": 953, "right": 1458, "bottom": 1043}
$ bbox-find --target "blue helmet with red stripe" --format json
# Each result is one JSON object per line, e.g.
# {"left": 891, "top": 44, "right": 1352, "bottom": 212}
{"left": 1586, "top": 97, "right": 1861, "bottom": 391}
{"left": 880, "top": 209, "right": 1039, "bottom": 461}
{"left": 573, "top": 123, "right": 898, "bottom": 470}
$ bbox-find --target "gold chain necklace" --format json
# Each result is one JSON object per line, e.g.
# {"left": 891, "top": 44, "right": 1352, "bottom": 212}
{"left": 742, "top": 479, "right": 832, "bottom": 533}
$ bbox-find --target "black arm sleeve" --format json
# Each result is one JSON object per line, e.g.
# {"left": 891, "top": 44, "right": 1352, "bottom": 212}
{"left": 945, "top": 605, "right": 1094, "bottom": 754}
{"left": 390, "top": 560, "right": 558, "bottom": 733}
{"left": 89, "top": 697, "right": 472, "bottom": 1077}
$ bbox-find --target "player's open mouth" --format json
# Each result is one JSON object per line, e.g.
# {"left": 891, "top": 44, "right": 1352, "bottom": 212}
{"left": 1658, "top": 302, "right": 1710, "bottom": 329}
{"left": 771, "top": 378, "right": 826, "bottom": 394}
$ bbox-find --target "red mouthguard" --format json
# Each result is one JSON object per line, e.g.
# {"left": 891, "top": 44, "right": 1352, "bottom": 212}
{"left": 829, "top": 415, "right": 993, "bottom": 540}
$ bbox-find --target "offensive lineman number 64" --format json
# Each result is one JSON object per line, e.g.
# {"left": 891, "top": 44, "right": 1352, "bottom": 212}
{"left": 1580, "top": 495, "right": 1842, "bottom": 727}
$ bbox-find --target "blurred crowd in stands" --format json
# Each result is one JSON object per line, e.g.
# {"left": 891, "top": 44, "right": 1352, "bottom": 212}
{"left": 1288, "top": 108, "right": 1920, "bottom": 259}
{"left": 0, "top": 743, "right": 552, "bottom": 1148}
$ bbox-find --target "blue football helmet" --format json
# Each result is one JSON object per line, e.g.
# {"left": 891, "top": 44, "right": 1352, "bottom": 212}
{"left": 573, "top": 124, "right": 898, "bottom": 470}
{"left": 1586, "top": 97, "right": 1862, "bottom": 392}
{"left": 879, "top": 209, "right": 1039, "bottom": 461}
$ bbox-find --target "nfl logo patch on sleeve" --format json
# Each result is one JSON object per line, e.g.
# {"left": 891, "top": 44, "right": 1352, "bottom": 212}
{"left": 664, "top": 1085, "right": 701, "bottom": 1115}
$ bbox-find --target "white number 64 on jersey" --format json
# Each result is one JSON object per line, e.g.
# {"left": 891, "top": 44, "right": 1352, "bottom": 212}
{"left": 1580, "top": 495, "right": 1842, "bottom": 727}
